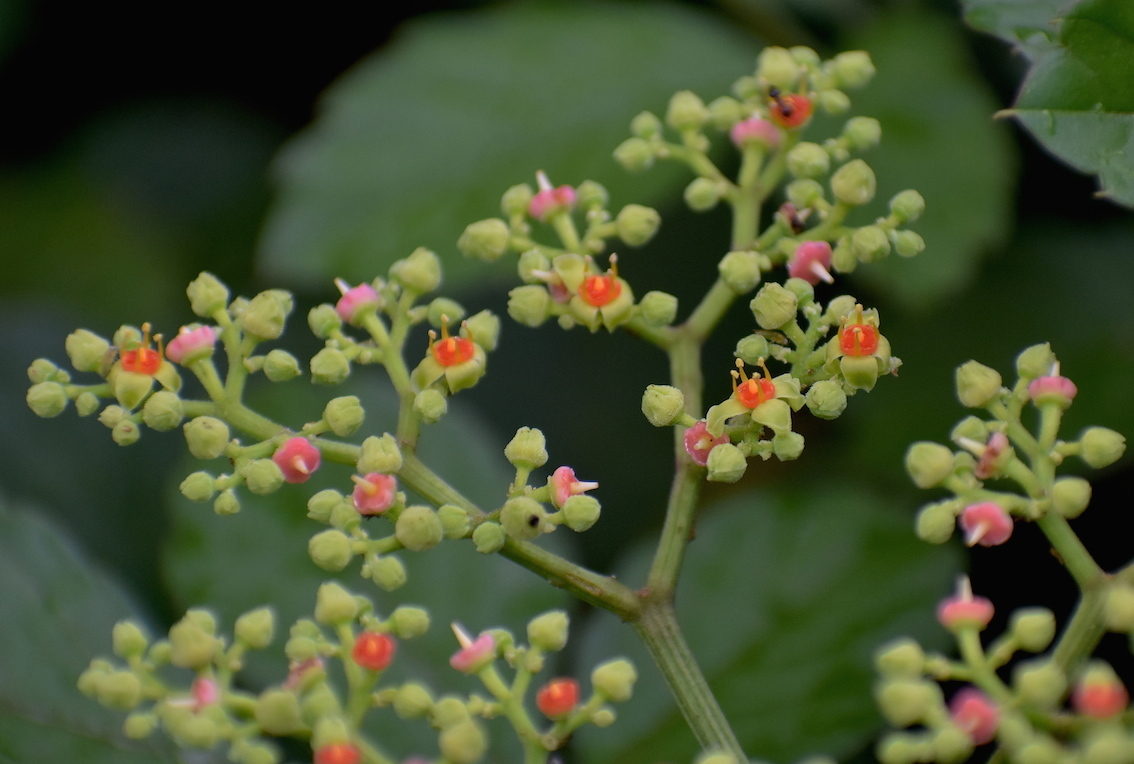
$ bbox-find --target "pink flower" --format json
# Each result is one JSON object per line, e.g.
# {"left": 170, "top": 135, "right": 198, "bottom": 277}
{"left": 1073, "top": 666, "right": 1129, "bottom": 718}
{"left": 1029, "top": 375, "right": 1077, "bottom": 407}
{"left": 937, "top": 577, "right": 994, "bottom": 632}
{"left": 529, "top": 171, "right": 576, "bottom": 221}
{"left": 449, "top": 624, "right": 495, "bottom": 674}
{"left": 974, "top": 431, "right": 1010, "bottom": 480}
{"left": 729, "top": 117, "right": 780, "bottom": 149}
{"left": 949, "top": 687, "right": 999, "bottom": 745}
{"left": 334, "top": 279, "right": 380, "bottom": 325}
{"left": 787, "top": 241, "right": 834, "bottom": 285}
{"left": 352, "top": 472, "right": 397, "bottom": 515}
{"left": 683, "top": 421, "right": 730, "bottom": 466}
{"left": 191, "top": 677, "right": 218, "bottom": 711}
{"left": 959, "top": 502, "right": 1013, "bottom": 547}
{"left": 165, "top": 325, "right": 217, "bottom": 365}
{"left": 284, "top": 657, "right": 324, "bottom": 690}
{"left": 549, "top": 466, "right": 598, "bottom": 508}
{"left": 272, "top": 437, "right": 321, "bottom": 483}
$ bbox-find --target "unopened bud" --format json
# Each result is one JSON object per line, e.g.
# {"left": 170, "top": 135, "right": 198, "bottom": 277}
{"left": 706, "top": 443, "right": 747, "bottom": 483}
{"left": 504, "top": 427, "right": 547, "bottom": 470}
{"left": 393, "top": 683, "right": 434, "bottom": 718}
{"left": 168, "top": 611, "right": 220, "bottom": 669}
{"left": 1105, "top": 585, "right": 1134, "bottom": 632}
{"left": 369, "top": 555, "right": 407, "bottom": 591}
{"left": 757, "top": 47, "right": 800, "bottom": 89}
{"left": 438, "top": 504, "right": 470, "bottom": 539}
{"left": 832, "top": 50, "right": 876, "bottom": 88}
{"left": 889, "top": 190, "right": 926, "bottom": 224}
{"left": 357, "top": 433, "right": 402, "bottom": 474}
{"left": 642, "top": 384, "right": 685, "bottom": 427}
{"left": 391, "top": 247, "right": 442, "bottom": 293}
{"left": 235, "top": 607, "right": 275, "bottom": 649}
{"left": 684, "top": 177, "right": 723, "bottom": 211}
{"left": 562, "top": 495, "right": 601, "bottom": 532}
{"left": 66, "top": 329, "right": 111, "bottom": 372}
{"left": 113, "top": 621, "right": 149, "bottom": 659}
{"left": 314, "top": 582, "right": 358, "bottom": 624}
{"left": 458, "top": 218, "right": 510, "bottom": 262}
{"left": 240, "top": 290, "right": 292, "bottom": 340}
{"left": 500, "top": 496, "right": 551, "bottom": 541}
{"left": 308, "top": 304, "right": 342, "bottom": 339}
{"left": 1080, "top": 427, "right": 1125, "bottom": 468}
{"left": 322, "top": 396, "right": 364, "bottom": 437}
{"left": 390, "top": 606, "right": 430, "bottom": 639}
{"left": 187, "top": 272, "right": 229, "bottom": 317}
{"left": 876, "top": 679, "right": 938, "bottom": 727}
{"left": 528, "top": 610, "right": 569, "bottom": 652}
{"left": 630, "top": 110, "right": 663, "bottom": 139}
{"left": 439, "top": 720, "right": 487, "bottom": 764}
{"left": 843, "top": 116, "right": 881, "bottom": 150}
{"left": 263, "top": 349, "right": 301, "bottom": 382}
{"left": 665, "top": 90, "right": 709, "bottom": 131}
{"left": 27, "top": 382, "right": 68, "bottom": 418}
{"left": 1013, "top": 659, "right": 1066, "bottom": 708}
{"left": 1016, "top": 343, "right": 1055, "bottom": 381}
{"left": 819, "top": 89, "right": 850, "bottom": 114}
{"left": 786, "top": 178, "right": 825, "bottom": 209}
{"left": 395, "top": 506, "right": 443, "bottom": 551}
{"left": 805, "top": 379, "right": 847, "bottom": 420}
{"left": 472, "top": 521, "right": 506, "bottom": 554}
{"left": 616, "top": 204, "right": 661, "bottom": 246}
{"left": 112, "top": 419, "right": 141, "bottom": 446}
{"left": 735, "top": 334, "right": 771, "bottom": 366}
{"left": 507, "top": 285, "right": 551, "bottom": 327}
{"left": 718, "top": 250, "right": 762, "bottom": 294}
{"left": 830, "top": 159, "right": 876, "bottom": 206}
{"left": 310, "top": 347, "right": 350, "bottom": 384}
{"left": 613, "top": 137, "right": 655, "bottom": 173}
{"left": 894, "top": 230, "right": 925, "bottom": 258}
{"left": 874, "top": 637, "right": 925, "bottom": 678}
{"left": 183, "top": 416, "right": 229, "bottom": 460}
{"left": 636, "top": 291, "right": 678, "bottom": 326}
{"left": 213, "top": 488, "right": 240, "bottom": 516}
{"left": 916, "top": 500, "right": 958, "bottom": 544}
{"left": 592, "top": 658, "right": 637, "bottom": 702}
{"left": 255, "top": 689, "right": 303, "bottom": 735}
{"left": 414, "top": 389, "right": 448, "bottom": 424}
{"left": 308, "top": 530, "right": 354, "bottom": 571}
{"left": 751, "top": 282, "right": 798, "bottom": 330}
{"left": 787, "top": 142, "right": 830, "bottom": 179}
{"left": 1012, "top": 608, "right": 1056, "bottom": 652}
{"left": 955, "top": 361, "right": 1002, "bottom": 408}
{"left": 241, "top": 459, "right": 285, "bottom": 495}
{"left": 1051, "top": 477, "right": 1091, "bottom": 518}
{"left": 906, "top": 442, "right": 954, "bottom": 488}
{"left": 501, "top": 183, "right": 534, "bottom": 217}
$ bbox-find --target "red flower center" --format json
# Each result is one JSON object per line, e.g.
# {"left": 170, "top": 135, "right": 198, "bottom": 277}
{"left": 769, "top": 91, "right": 813, "bottom": 129}
{"left": 120, "top": 322, "right": 163, "bottom": 374}
{"left": 581, "top": 274, "right": 621, "bottom": 307}
{"left": 839, "top": 324, "right": 879, "bottom": 356}
{"left": 736, "top": 377, "right": 777, "bottom": 409}
{"left": 351, "top": 631, "right": 396, "bottom": 672}
{"left": 536, "top": 678, "right": 580, "bottom": 717}
{"left": 314, "top": 743, "right": 361, "bottom": 764}
{"left": 430, "top": 317, "right": 475, "bottom": 366}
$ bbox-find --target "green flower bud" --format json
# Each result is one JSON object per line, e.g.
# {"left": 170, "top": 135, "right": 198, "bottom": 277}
{"left": 255, "top": 689, "right": 303, "bottom": 735}
{"left": 773, "top": 431, "right": 805, "bottom": 460}
{"left": 187, "top": 272, "right": 229, "bottom": 317}
{"left": 916, "top": 500, "right": 958, "bottom": 544}
{"left": 517, "top": 249, "right": 551, "bottom": 283}
{"left": 310, "top": 347, "right": 351, "bottom": 385}
{"left": 98, "top": 670, "right": 143, "bottom": 710}
{"left": 832, "top": 50, "right": 876, "bottom": 88}
{"left": 140, "top": 390, "right": 183, "bottom": 431}
{"left": 439, "top": 719, "right": 487, "bottom": 764}
{"left": 630, "top": 110, "right": 663, "bottom": 139}
{"left": 1016, "top": 343, "right": 1055, "bottom": 381}
{"left": 504, "top": 427, "right": 547, "bottom": 470}
{"left": 113, "top": 621, "right": 149, "bottom": 659}
{"left": 684, "top": 177, "right": 723, "bottom": 211}
{"left": 307, "top": 489, "right": 344, "bottom": 523}
{"left": 843, "top": 116, "right": 881, "bottom": 151}
{"left": 665, "top": 90, "right": 709, "bottom": 131}
{"left": 27, "top": 358, "right": 60, "bottom": 384}
{"left": 168, "top": 612, "right": 220, "bottom": 669}
{"left": 473, "top": 522, "right": 506, "bottom": 554}
{"left": 889, "top": 190, "right": 926, "bottom": 224}
{"left": 876, "top": 678, "right": 937, "bottom": 727}
{"left": 27, "top": 381, "right": 68, "bottom": 418}
{"left": 757, "top": 46, "right": 800, "bottom": 89}
{"left": 390, "top": 606, "right": 430, "bottom": 639}
{"left": 458, "top": 218, "right": 510, "bottom": 262}
{"left": 317, "top": 396, "right": 363, "bottom": 438}
{"left": 576, "top": 180, "right": 608, "bottom": 210}
{"left": 707, "top": 443, "right": 747, "bottom": 483}
{"left": 123, "top": 713, "right": 157, "bottom": 739}
{"left": 707, "top": 95, "right": 742, "bottom": 129}
{"left": 616, "top": 204, "right": 661, "bottom": 246}
{"left": 641, "top": 384, "right": 684, "bottom": 427}
{"left": 637, "top": 291, "right": 679, "bottom": 326}
{"left": 874, "top": 638, "right": 925, "bottom": 678}
{"left": 786, "top": 178, "right": 825, "bottom": 209}
{"left": 893, "top": 230, "right": 925, "bottom": 258}
{"left": 613, "top": 137, "right": 655, "bottom": 173}
{"left": 1052, "top": 477, "right": 1091, "bottom": 518}
{"left": 235, "top": 607, "right": 275, "bottom": 649}
{"left": 751, "top": 282, "right": 798, "bottom": 330}
{"left": 830, "top": 159, "right": 876, "bottom": 206}
{"left": 239, "top": 290, "right": 292, "bottom": 340}
{"left": 1080, "top": 427, "right": 1126, "bottom": 468}
{"left": 314, "top": 582, "right": 358, "bottom": 624}
{"left": 262, "top": 349, "right": 301, "bottom": 382}
{"left": 394, "top": 683, "right": 434, "bottom": 719}
{"left": 308, "top": 304, "right": 342, "bottom": 339}
{"left": 805, "top": 379, "right": 847, "bottom": 420}
{"left": 696, "top": 755, "right": 738, "bottom": 764}
{"left": 1016, "top": 741, "right": 1060, "bottom": 764}
{"left": 369, "top": 555, "right": 407, "bottom": 591}
{"left": 284, "top": 635, "right": 318, "bottom": 664}
{"left": 735, "top": 334, "right": 771, "bottom": 366}
{"left": 358, "top": 433, "right": 402, "bottom": 474}
{"left": 427, "top": 298, "right": 466, "bottom": 329}
{"left": 527, "top": 610, "right": 569, "bottom": 652}
{"left": 1106, "top": 584, "right": 1134, "bottom": 631}
{"left": 500, "top": 496, "right": 551, "bottom": 541}
{"left": 1011, "top": 607, "right": 1056, "bottom": 652}
{"left": 562, "top": 494, "right": 601, "bottom": 532}
{"left": 956, "top": 361, "right": 1003, "bottom": 408}
{"left": 839, "top": 354, "right": 880, "bottom": 391}
{"left": 819, "top": 89, "right": 850, "bottom": 114}
{"left": 507, "top": 285, "right": 551, "bottom": 328}
{"left": 932, "top": 726, "right": 973, "bottom": 764}
{"left": 213, "top": 488, "right": 240, "bottom": 516}
{"left": 905, "top": 442, "right": 954, "bottom": 488}
{"left": 501, "top": 183, "right": 534, "bottom": 216}
{"left": 787, "top": 142, "right": 830, "bottom": 179}
{"left": 112, "top": 420, "right": 141, "bottom": 446}
{"left": 184, "top": 416, "right": 229, "bottom": 460}
{"left": 390, "top": 246, "right": 442, "bottom": 294}
{"left": 718, "top": 250, "right": 762, "bottom": 294}
{"left": 238, "top": 459, "right": 282, "bottom": 495}
{"left": 74, "top": 391, "right": 99, "bottom": 416}
{"left": 438, "top": 504, "right": 470, "bottom": 539}
{"left": 309, "top": 530, "right": 354, "bottom": 571}
{"left": 66, "top": 329, "right": 112, "bottom": 373}
{"left": 395, "top": 505, "right": 444, "bottom": 551}
{"left": 851, "top": 225, "right": 890, "bottom": 263}
{"left": 113, "top": 370, "right": 157, "bottom": 410}
{"left": 413, "top": 389, "right": 448, "bottom": 424}
{"left": 1013, "top": 659, "right": 1066, "bottom": 708}
{"left": 592, "top": 658, "right": 637, "bottom": 702}
{"left": 1084, "top": 733, "right": 1127, "bottom": 764}
{"left": 875, "top": 733, "right": 920, "bottom": 764}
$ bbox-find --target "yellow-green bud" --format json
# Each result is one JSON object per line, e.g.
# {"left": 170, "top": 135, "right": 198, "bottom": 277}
{"left": 518, "top": 249, "right": 551, "bottom": 283}
{"left": 1016, "top": 741, "right": 1060, "bottom": 764}
{"left": 114, "top": 370, "right": 156, "bottom": 410}
{"left": 428, "top": 298, "right": 466, "bottom": 328}
{"left": 390, "top": 606, "right": 429, "bottom": 639}
{"left": 1080, "top": 427, "right": 1126, "bottom": 468}
{"left": 718, "top": 250, "right": 762, "bottom": 294}
{"left": 787, "top": 142, "right": 830, "bottom": 179}
{"left": 630, "top": 110, "right": 663, "bottom": 139}
{"left": 213, "top": 488, "right": 240, "bottom": 516}
{"left": 955, "top": 361, "right": 1003, "bottom": 408}
{"left": 307, "top": 489, "right": 344, "bottom": 523}
{"left": 504, "top": 427, "right": 547, "bottom": 470}
{"left": 684, "top": 177, "right": 723, "bottom": 211}
{"left": 641, "top": 384, "right": 684, "bottom": 427}
{"left": 757, "top": 46, "right": 800, "bottom": 89}
{"left": 472, "top": 522, "right": 506, "bottom": 554}
{"left": 390, "top": 246, "right": 442, "bottom": 293}
{"left": 395, "top": 505, "right": 443, "bottom": 551}
{"left": 613, "top": 137, "right": 654, "bottom": 173}
{"left": 464, "top": 310, "right": 500, "bottom": 352}
{"left": 773, "top": 431, "right": 805, "bottom": 460}
{"left": 314, "top": 582, "right": 358, "bottom": 624}
{"left": 805, "top": 380, "right": 847, "bottom": 420}
{"left": 369, "top": 555, "right": 407, "bottom": 591}
{"left": 843, "top": 116, "right": 881, "bottom": 151}
{"left": 707, "top": 95, "right": 742, "bottom": 129}
{"left": 1052, "top": 477, "right": 1091, "bottom": 518}
{"left": 27, "top": 381, "right": 68, "bottom": 418}
{"left": 893, "top": 230, "right": 925, "bottom": 258}
{"left": 184, "top": 416, "right": 229, "bottom": 460}
{"left": 874, "top": 638, "right": 925, "bottom": 678}
{"left": 123, "top": 713, "right": 157, "bottom": 739}
{"left": 458, "top": 218, "right": 510, "bottom": 262}
{"left": 112, "top": 621, "right": 149, "bottom": 659}
{"left": 562, "top": 494, "right": 601, "bottom": 532}
{"left": 240, "top": 290, "right": 292, "bottom": 340}
{"left": 501, "top": 183, "right": 534, "bottom": 216}
{"left": 98, "top": 671, "right": 142, "bottom": 710}
{"left": 527, "top": 610, "right": 569, "bottom": 651}
{"left": 819, "top": 89, "right": 851, "bottom": 114}
{"left": 665, "top": 90, "right": 709, "bottom": 131}
{"left": 831, "top": 240, "right": 856, "bottom": 272}
{"left": 112, "top": 420, "right": 141, "bottom": 446}
{"left": 616, "top": 204, "right": 661, "bottom": 246}
{"left": 706, "top": 443, "right": 746, "bottom": 482}
{"left": 308, "top": 304, "right": 342, "bottom": 339}
{"left": 237, "top": 743, "right": 279, "bottom": 764}
{"left": 1106, "top": 584, "right": 1134, "bottom": 632}
{"left": 932, "top": 727, "right": 973, "bottom": 764}
{"left": 592, "top": 658, "right": 637, "bottom": 702}
{"left": 751, "top": 282, "right": 798, "bottom": 330}
{"left": 696, "top": 754, "right": 738, "bottom": 764}
{"left": 168, "top": 612, "right": 220, "bottom": 669}
{"left": 263, "top": 349, "right": 301, "bottom": 382}
{"left": 241, "top": 458, "right": 285, "bottom": 495}
{"left": 832, "top": 50, "right": 875, "bottom": 88}
{"left": 839, "top": 354, "right": 880, "bottom": 391}
{"left": 889, "top": 190, "right": 926, "bottom": 223}
{"left": 831, "top": 159, "right": 876, "bottom": 206}
{"left": 75, "top": 391, "right": 99, "bottom": 416}
{"left": 187, "top": 272, "right": 229, "bottom": 317}
{"left": 358, "top": 433, "right": 402, "bottom": 474}
{"left": 851, "top": 225, "right": 890, "bottom": 262}
{"left": 27, "top": 358, "right": 61, "bottom": 384}
{"left": 507, "top": 284, "right": 551, "bottom": 328}
{"left": 637, "top": 290, "right": 678, "bottom": 326}
{"left": 284, "top": 634, "right": 318, "bottom": 663}
{"left": 1084, "top": 733, "right": 1127, "bottom": 764}
{"left": 916, "top": 500, "right": 958, "bottom": 544}
{"left": 905, "top": 442, "right": 954, "bottom": 488}
{"left": 500, "top": 496, "right": 551, "bottom": 541}
{"left": 319, "top": 396, "right": 363, "bottom": 437}
{"left": 393, "top": 683, "right": 434, "bottom": 718}
{"left": 875, "top": 679, "right": 937, "bottom": 727}
{"left": 735, "top": 334, "right": 771, "bottom": 366}
{"left": 308, "top": 529, "right": 354, "bottom": 571}
{"left": 255, "top": 689, "right": 304, "bottom": 735}
{"left": 141, "top": 390, "right": 183, "bottom": 431}
{"left": 66, "top": 329, "right": 112, "bottom": 373}
{"left": 439, "top": 719, "right": 487, "bottom": 764}
{"left": 301, "top": 688, "right": 340, "bottom": 729}
{"left": 438, "top": 504, "right": 470, "bottom": 539}
{"left": 576, "top": 180, "right": 608, "bottom": 210}
{"left": 1011, "top": 607, "right": 1056, "bottom": 652}
{"left": 413, "top": 389, "right": 448, "bottom": 424}
{"left": 310, "top": 347, "right": 350, "bottom": 384}
{"left": 1013, "top": 659, "right": 1066, "bottom": 707}
{"left": 786, "top": 178, "right": 825, "bottom": 209}
{"left": 235, "top": 607, "right": 274, "bottom": 649}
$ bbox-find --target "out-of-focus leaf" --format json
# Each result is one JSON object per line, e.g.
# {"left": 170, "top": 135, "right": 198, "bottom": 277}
{"left": 258, "top": 2, "right": 760, "bottom": 291}
{"left": 0, "top": 498, "right": 176, "bottom": 763}
{"left": 959, "top": 0, "right": 1070, "bottom": 60}
{"left": 844, "top": 10, "right": 1016, "bottom": 307}
{"left": 574, "top": 486, "right": 961, "bottom": 764}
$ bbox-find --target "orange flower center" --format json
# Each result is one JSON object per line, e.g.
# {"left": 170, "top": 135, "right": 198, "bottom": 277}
{"left": 732, "top": 358, "right": 777, "bottom": 409}
{"left": 769, "top": 90, "right": 813, "bottom": 129}
{"left": 581, "top": 274, "right": 621, "bottom": 307}
{"left": 120, "top": 323, "right": 163, "bottom": 374}
{"left": 839, "top": 324, "right": 879, "bottom": 357}
{"left": 430, "top": 317, "right": 475, "bottom": 366}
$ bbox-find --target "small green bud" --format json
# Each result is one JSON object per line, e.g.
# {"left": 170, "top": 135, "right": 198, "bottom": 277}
{"left": 874, "top": 637, "right": 925, "bottom": 678}
{"left": 390, "top": 246, "right": 442, "bottom": 294}
{"left": 843, "top": 116, "right": 881, "bottom": 151}
{"left": 213, "top": 488, "right": 240, "bottom": 515}
{"left": 751, "top": 282, "right": 798, "bottom": 330}
{"left": 955, "top": 361, "right": 1003, "bottom": 408}
{"left": 735, "top": 334, "right": 771, "bottom": 366}
{"left": 184, "top": 416, "right": 229, "bottom": 460}
{"left": 757, "top": 46, "right": 800, "bottom": 89}
{"left": 263, "top": 349, "right": 301, "bottom": 382}
{"left": 832, "top": 50, "right": 876, "bottom": 88}
{"left": 255, "top": 689, "right": 303, "bottom": 735}
{"left": 504, "top": 427, "right": 547, "bottom": 470}
{"left": 310, "top": 347, "right": 350, "bottom": 384}
{"left": 27, "top": 381, "right": 68, "bottom": 418}
{"left": 458, "top": 218, "right": 510, "bottom": 262}
{"left": 875, "top": 679, "right": 937, "bottom": 727}
{"left": 684, "top": 177, "right": 723, "bottom": 211}
{"left": 876, "top": 733, "right": 921, "bottom": 764}
{"left": 390, "top": 606, "right": 430, "bottom": 639}
{"left": 893, "top": 230, "right": 925, "bottom": 258}
{"left": 889, "top": 190, "right": 926, "bottom": 224}
{"left": 773, "top": 431, "right": 805, "bottom": 460}
{"left": 576, "top": 180, "right": 608, "bottom": 210}
{"left": 1016, "top": 741, "right": 1060, "bottom": 764}
{"left": 66, "top": 329, "right": 112, "bottom": 373}
{"left": 314, "top": 581, "right": 358, "bottom": 624}
{"left": 1016, "top": 343, "right": 1055, "bottom": 381}
{"left": 123, "top": 713, "right": 157, "bottom": 739}
{"left": 830, "top": 240, "right": 856, "bottom": 273}
{"left": 527, "top": 610, "right": 569, "bottom": 652}
{"left": 140, "top": 390, "right": 183, "bottom": 431}
{"left": 804, "top": 380, "right": 847, "bottom": 420}
{"left": 307, "top": 489, "right": 344, "bottom": 523}
{"left": 395, "top": 505, "right": 444, "bottom": 551}
{"left": 1084, "top": 733, "right": 1127, "bottom": 764}
{"left": 75, "top": 391, "right": 100, "bottom": 416}
{"left": 112, "top": 621, "right": 149, "bottom": 659}
{"left": 369, "top": 555, "right": 407, "bottom": 591}
{"left": 439, "top": 720, "right": 487, "bottom": 764}
{"left": 630, "top": 110, "right": 663, "bottom": 139}
{"left": 284, "top": 635, "right": 318, "bottom": 663}
{"left": 1012, "top": 607, "right": 1056, "bottom": 652}
{"left": 518, "top": 248, "right": 551, "bottom": 282}
{"left": 307, "top": 304, "right": 342, "bottom": 339}
{"left": 783, "top": 276, "right": 814, "bottom": 304}
{"left": 507, "top": 285, "right": 551, "bottom": 327}
{"left": 616, "top": 204, "right": 661, "bottom": 246}
{"left": 592, "top": 658, "right": 637, "bottom": 702}
{"left": 637, "top": 290, "right": 679, "bottom": 326}
{"left": 98, "top": 671, "right": 143, "bottom": 710}
{"left": 718, "top": 250, "right": 762, "bottom": 294}
{"left": 1013, "top": 659, "right": 1066, "bottom": 707}
{"left": 665, "top": 90, "right": 709, "bottom": 131}
{"left": 438, "top": 504, "right": 470, "bottom": 539}
{"left": 707, "top": 443, "right": 747, "bottom": 483}
{"left": 462, "top": 310, "right": 500, "bottom": 353}
{"left": 168, "top": 612, "right": 220, "bottom": 669}
{"left": 27, "top": 358, "right": 59, "bottom": 384}
{"left": 916, "top": 500, "right": 958, "bottom": 544}
{"left": 905, "top": 442, "right": 954, "bottom": 488}
{"left": 1106, "top": 585, "right": 1134, "bottom": 631}
{"left": 112, "top": 420, "right": 141, "bottom": 446}
{"left": 240, "top": 290, "right": 292, "bottom": 340}
{"left": 614, "top": 137, "right": 654, "bottom": 173}
{"left": 187, "top": 272, "right": 229, "bottom": 317}
{"left": 113, "top": 370, "right": 156, "bottom": 410}
{"left": 501, "top": 183, "right": 534, "bottom": 216}
{"left": 786, "top": 178, "right": 825, "bottom": 209}
{"left": 428, "top": 298, "right": 466, "bottom": 328}
{"left": 413, "top": 389, "right": 448, "bottom": 424}
{"left": 240, "top": 459, "right": 284, "bottom": 495}
{"left": 309, "top": 530, "right": 354, "bottom": 571}
{"left": 641, "top": 384, "right": 684, "bottom": 427}
{"left": 320, "top": 396, "right": 363, "bottom": 437}
{"left": 358, "top": 433, "right": 402, "bottom": 474}
{"left": 1080, "top": 427, "right": 1126, "bottom": 468}
{"left": 394, "top": 683, "right": 434, "bottom": 718}
{"left": 851, "top": 225, "right": 890, "bottom": 262}
{"left": 933, "top": 727, "right": 974, "bottom": 764}
{"left": 1051, "top": 477, "right": 1091, "bottom": 518}
{"left": 562, "top": 494, "right": 601, "bottom": 532}
{"left": 830, "top": 159, "right": 876, "bottom": 206}
{"left": 707, "top": 95, "right": 743, "bottom": 129}
{"left": 787, "top": 142, "right": 830, "bottom": 179}
{"left": 473, "top": 522, "right": 506, "bottom": 554}
{"left": 819, "top": 89, "right": 850, "bottom": 114}
{"left": 500, "top": 496, "right": 550, "bottom": 541}
{"left": 235, "top": 607, "right": 275, "bottom": 649}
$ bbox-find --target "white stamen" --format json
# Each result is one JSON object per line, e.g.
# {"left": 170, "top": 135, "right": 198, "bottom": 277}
{"left": 809, "top": 261, "right": 834, "bottom": 284}
{"left": 450, "top": 622, "right": 473, "bottom": 648}
{"left": 535, "top": 170, "right": 552, "bottom": 191}
{"left": 334, "top": 277, "right": 351, "bottom": 296}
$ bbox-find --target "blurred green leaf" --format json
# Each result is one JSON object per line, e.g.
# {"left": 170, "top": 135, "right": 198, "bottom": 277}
{"left": 574, "top": 486, "right": 961, "bottom": 764}
{"left": 258, "top": 1, "right": 760, "bottom": 292}
{"left": 959, "top": 0, "right": 1068, "bottom": 60}
{"left": 843, "top": 10, "right": 1016, "bottom": 307}
{"left": 0, "top": 498, "right": 175, "bottom": 763}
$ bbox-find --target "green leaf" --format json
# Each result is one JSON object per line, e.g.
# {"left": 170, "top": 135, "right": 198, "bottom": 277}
{"left": 842, "top": 10, "right": 1016, "bottom": 307}
{"left": 257, "top": 2, "right": 760, "bottom": 291}
{"left": 959, "top": 0, "right": 1068, "bottom": 60}
{"left": 574, "top": 486, "right": 961, "bottom": 764}
{"left": 0, "top": 498, "right": 176, "bottom": 763}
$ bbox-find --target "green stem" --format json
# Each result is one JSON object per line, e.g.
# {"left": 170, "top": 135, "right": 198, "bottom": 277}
{"left": 1036, "top": 513, "right": 1103, "bottom": 589}
{"left": 1051, "top": 587, "right": 1107, "bottom": 676}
